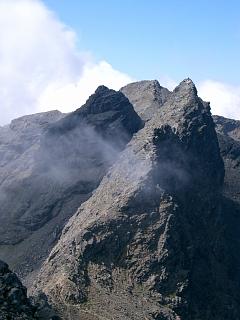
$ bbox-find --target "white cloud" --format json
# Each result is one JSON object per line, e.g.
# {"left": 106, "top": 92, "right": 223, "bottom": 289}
{"left": 1, "top": 1, "right": 239, "bottom": 125}
{"left": 38, "top": 60, "right": 133, "bottom": 113}
{"left": 0, "top": 0, "right": 133, "bottom": 125}
{"left": 158, "top": 76, "right": 178, "bottom": 91}
{"left": 198, "top": 80, "right": 240, "bottom": 120}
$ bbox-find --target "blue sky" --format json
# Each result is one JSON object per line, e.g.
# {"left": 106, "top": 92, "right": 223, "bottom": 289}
{"left": 44, "top": 0, "right": 240, "bottom": 85}
{"left": 0, "top": 0, "right": 239, "bottom": 124}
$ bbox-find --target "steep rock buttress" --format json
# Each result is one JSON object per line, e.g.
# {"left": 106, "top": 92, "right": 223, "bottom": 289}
{"left": 33, "top": 80, "right": 240, "bottom": 319}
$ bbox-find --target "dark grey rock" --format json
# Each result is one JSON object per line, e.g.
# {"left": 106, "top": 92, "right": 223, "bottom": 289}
{"left": 0, "top": 260, "right": 58, "bottom": 320}
{"left": 214, "top": 115, "right": 240, "bottom": 142}
{"left": 0, "top": 259, "right": 35, "bottom": 319}
{"left": 213, "top": 115, "right": 240, "bottom": 203}
{"left": 2, "top": 79, "right": 240, "bottom": 320}
{"left": 33, "top": 79, "right": 239, "bottom": 320}
{"left": 0, "top": 87, "right": 142, "bottom": 281}
{"left": 0, "top": 260, "right": 8, "bottom": 275}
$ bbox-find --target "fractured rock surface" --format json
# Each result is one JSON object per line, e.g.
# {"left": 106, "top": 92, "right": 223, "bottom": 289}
{"left": 213, "top": 115, "right": 240, "bottom": 203}
{"left": 34, "top": 79, "right": 240, "bottom": 319}
{"left": 121, "top": 80, "right": 170, "bottom": 121}
{"left": 1, "top": 78, "right": 240, "bottom": 320}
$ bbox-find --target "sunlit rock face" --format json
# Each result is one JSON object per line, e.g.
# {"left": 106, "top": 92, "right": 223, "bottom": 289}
{"left": 121, "top": 79, "right": 170, "bottom": 121}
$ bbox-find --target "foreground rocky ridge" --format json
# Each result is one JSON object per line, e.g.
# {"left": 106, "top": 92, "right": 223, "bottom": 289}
{"left": 0, "top": 260, "right": 60, "bottom": 320}
{"left": 0, "top": 87, "right": 142, "bottom": 279}
{"left": 32, "top": 79, "right": 240, "bottom": 319}
{"left": 0, "top": 260, "right": 35, "bottom": 320}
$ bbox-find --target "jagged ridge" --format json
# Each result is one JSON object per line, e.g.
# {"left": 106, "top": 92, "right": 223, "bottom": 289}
{"left": 0, "top": 87, "right": 142, "bottom": 281}
{"left": 33, "top": 79, "right": 240, "bottom": 320}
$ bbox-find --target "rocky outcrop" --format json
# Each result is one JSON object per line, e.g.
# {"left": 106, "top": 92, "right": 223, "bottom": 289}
{"left": 0, "top": 260, "right": 59, "bottom": 320}
{"left": 213, "top": 115, "right": 240, "bottom": 203}
{"left": 0, "top": 87, "right": 142, "bottom": 280}
{"left": 214, "top": 115, "right": 240, "bottom": 142}
{"left": 33, "top": 79, "right": 240, "bottom": 320}
{"left": 121, "top": 80, "right": 170, "bottom": 121}
{"left": 0, "top": 259, "right": 36, "bottom": 319}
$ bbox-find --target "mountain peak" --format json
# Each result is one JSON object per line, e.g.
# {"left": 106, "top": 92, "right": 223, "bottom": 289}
{"left": 34, "top": 79, "right": 226, "bottom": 319}
{"left": 121, "top": 79, "right": 170, "bottom": 121}
{"left": 93, "top": 84, "right": 111, "bottom": 95}
{"left": 173, "top": 78, "right": 198, "bottom": 97}
{"left": 81, "top": 85, "right": 130, "bottom": 114}
{"left": 1, "top": 77, "right": 240, "bottom": 320}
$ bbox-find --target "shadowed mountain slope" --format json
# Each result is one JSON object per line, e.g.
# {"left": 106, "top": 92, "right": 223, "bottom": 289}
{"left": 0, "top": 87, "right": 142, "bottom": 280}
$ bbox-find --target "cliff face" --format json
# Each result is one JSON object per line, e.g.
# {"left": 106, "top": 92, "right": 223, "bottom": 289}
{"left": 213, "top": 115, "right": 240, "bottom": 203}
{"left": 0, "top": 87, "right": 142, "bottom": 280}
{"left": 33, "top": 79, "right": 240, "bottom": 320}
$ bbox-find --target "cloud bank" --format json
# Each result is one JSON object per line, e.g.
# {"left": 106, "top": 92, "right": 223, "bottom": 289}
{"left": 198, "top": 80, "right": 240, "bottom": 120}
{"left": 0, "top": 0, "right": 133, "bottom": 125}
{"left": 0, "top": 0, "right": 239, "bottom": 125}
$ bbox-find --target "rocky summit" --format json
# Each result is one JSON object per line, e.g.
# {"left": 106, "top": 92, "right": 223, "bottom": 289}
{"left": 1, "top": 79, "right": 240, "bottom": 320}
{"left": 120, "top": 80, "right": 170, "bottom": 121}
{"left": 32, "top": 79, "right": 240, "bottom": 319}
